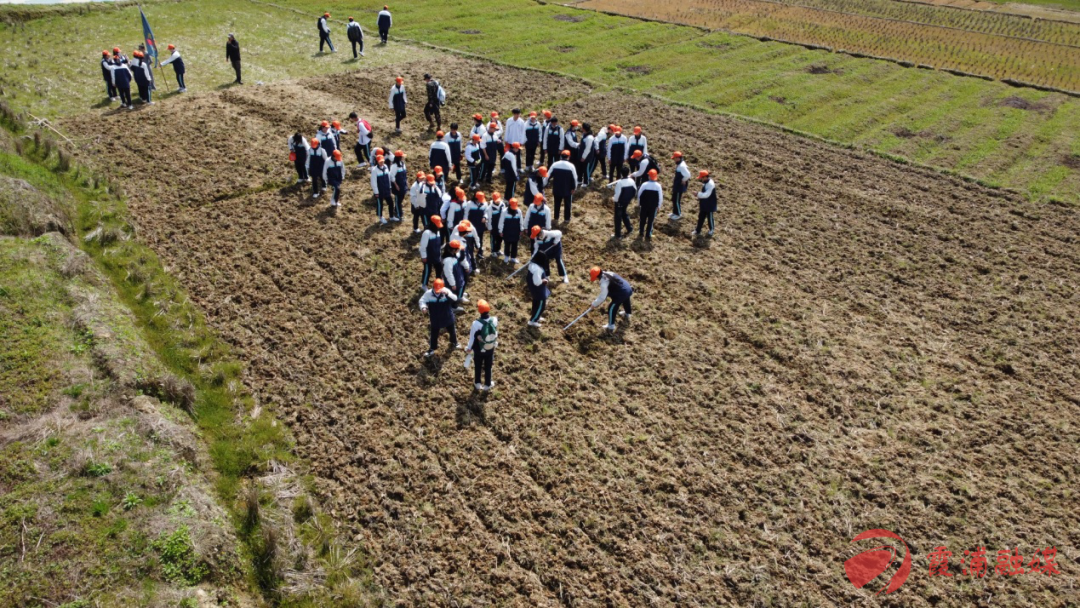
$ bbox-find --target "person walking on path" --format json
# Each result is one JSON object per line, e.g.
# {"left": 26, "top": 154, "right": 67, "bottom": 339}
{"left": 389, "top": 77, "right": 407, "bottom": 133}
{"left": 419, "top": 215, "right": 443, "bottom": 289}
{"left": 226, "top": 34, "right": 242, "bottom": 84}
{"left": 588, "top": 266, "right": 634, "bottom": 332}
{"left": 499, "top": 197, "right": 523, "bottom": 264}
{"left": 637, "top": 169, "right": 663, "bottom": 240}
{"left": 532, "top": 226, "right": 568, "bottom": 283}
{"left": 526, "top": 253, "right": 550, "bottom": 329}
{"left": 347, "top": 17, "right": 365, "bottom": 58}
{"left": 548, "top": 150, "right": 578, "bottom": 224}
{"left": 324, "top": 149, "right": 345, "bottom": 210}
{"left": 418, "top": 278, "right": 458, "bottom": 357}
{"left": 101, "top": 51, "right": 118, "bottom": 101}
{"left": 692, "top": 170, "right": 717, "bottom": 237}
{"left": 377, "top": 5, "right": 393, "bottom": 43}
{"left": 307, "top": 138, "right": 328, "bottom": 198}
{"left": 318, "top": 12, "right": 335, "bottom": 53}
{"left": 466, "top": 300, "right": 498, "bottom": 391}
{"left": 160, "top": 44, "right": 186, "bottom": 92}
{"left": 611, "top": 166, "right": 635, "bottom": 239}
{"left": 423, "top": 74, "right": 444, "bottom": 132}
{"left": 288, "top": 133, "right": 310, "bottom": 184}
{"left": 670, "top": 151, "right": 691, "bottom": 220}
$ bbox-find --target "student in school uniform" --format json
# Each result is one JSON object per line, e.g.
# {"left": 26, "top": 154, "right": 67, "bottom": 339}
{"left": 446, "top": 123, "right": 464, "bottom": 183}
{"left": 465, "top": 134, "right": 483, "bottom": 190}
{"left": 349, "top": 111, "right": 373, "bottom": 167}
{"left": 101, "top": 51, "right": 118, "bottom": 101}
{"left": 388, "top": 77, "right": 407, "bottom": 133}
{"left": 288, "top": 133, "right": 310, "bottom": 184}
{"left": 501, "top": 142, "right": 521, "bottom": 201}
{"left": 410, "top": 171, "right": 427, "bottom": 233}
{"left": 692, "top": 170, "right": 717, "bottom": 238}
{"left": 372, "top": 154, "right": 393, "bottom": 224}
{"left": 307, "top": 138, "right": 328, "bottom": 197}
{"left": 524, "top": 111, "right": 542, "bottom": 170}
{"left": 324, "top": 149, "right": 346, "bottom": 209}
{"left": 419, "top": 215, "right": 443, "bottom": 289}
{"left": 160, "top": 44, "right": 186, "bottom": 92}
{"left": 418, "top": 278, "right": 458, "bottom": 357}
{"left": 670, "top": 151, "right": 691, "bottom": 220}
{"left": 498, "top": 197, "right": 523, "bottom": 264}
{"left": 487, "top": 192, "right": 506, "bottom": 259}
{"left": 390, "top": 150, "right": 408, "bottom": 222}
{"left": 429, "top": 131, "right": 452, "bottom": 178}
{"left": 464, "top": 191, "right": 490, "bottom": 260}
{"left": 548, "top": 150, "right": 579, "bottom": 224}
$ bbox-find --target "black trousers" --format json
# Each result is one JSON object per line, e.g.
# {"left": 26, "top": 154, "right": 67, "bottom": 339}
{"left": 490, "top": 229, "right": 502, "bottom": 255}
{"left": 482, "top": 159, "right": 496, "bottom": 182}
{"left": 429, "top": 324, "right": 457, "bottom": 351}
{"left": 105, "top": 78, "right": 117, "bottom": 98}
{"left": 474, "top": 349, "right": 493, "bottom": 385}
{"left": 351, "top": 39, "right": 364, "bottom": 58}
{"left": 330, "top": 184, "right": 342, "bottom": 204}
{"left": 136, "top": 80, "right": 150, "bottom": 102}
{"left": 598, "top": 153, "right": 607, "bottom": 180}
{"left": 421, "top": 260, "right": 438, "bottom": 286}
{"left": 695, "top": 207, "right": 715, "bottom": 233}
{"left": 424, "top": 102, "right": 441, "bottom": 128}
{"left": 379, "top": 27, "right": 389, "bottom": 43}
{"left": 640, "top": 203, "right": 658, "bottom": 238}
{"left": 614, "top": 204, "right": 633, "bottom": 237}
{"left": 392, "top": 189, "right": 405, "bottom": 219}
{"left": 294, "top": 158, "right": 308, "bottom": 181}
{"left": 354, "top": 142, "right": 370, "bottom": 164}
{"left": 175, "top": 71, "right": 186, "bottom": 89}
{"left": 671, "top": 189, "right": 684, "bottom": 216}
{"left": 530, "top": 297, "right": 546, "bottom": 323}
{"left": 504, "top": 174, "right": 517, "bottom": 201}
{"left": 319, "top": 32, "right": 335, "bottom": 52}
{"left": 553, "top": 193, "right": 572, "bottom": 222}
{"left": 525, "top": 142, "right": 538, "bottom": 168}
{"left": 394, "top": 108, "right": 406, "bottom": 129}
{"left": 231, "top": 59, "right": 242, "bottom": 83}
{"left": 452, "top": 159, "right": 462, "bottom": 182}
{"left": 504, "top": 239, "right": 518, "bottom": 259}
{"left": 311, "top": 174, "right": 325, "bottom": 195}
{"left": 606, "top": 297, "right": 632, "bottom": 324}
{"left": 412, "top": 206, "right": 424, "bottom": 230}
{"left": 117, "top": 85, "right": 132, "bottom": 107}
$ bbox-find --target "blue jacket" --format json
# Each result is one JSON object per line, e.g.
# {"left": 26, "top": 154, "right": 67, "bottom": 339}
{"left": 326, "top": 162, "right": 344, "bottom": 187}
{"left": 501, "top": 211, "right": 521, "bottom": 242}
{"left": 527, "top": 263, "right": 550, "bottom": 301}
{"left": 606, "top": 272, "right": 633, "bottom": 301}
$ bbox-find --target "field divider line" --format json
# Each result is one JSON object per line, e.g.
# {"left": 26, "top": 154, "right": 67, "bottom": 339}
{"left": 888, "top": 0, "right": 1080, "bottom": 27}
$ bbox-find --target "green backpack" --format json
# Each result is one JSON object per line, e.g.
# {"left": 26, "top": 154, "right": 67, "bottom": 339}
{"left": 477, "top": 318, "right": 498, "bottom": 351}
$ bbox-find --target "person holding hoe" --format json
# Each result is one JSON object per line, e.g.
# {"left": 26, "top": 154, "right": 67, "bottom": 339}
{"left": 587, "top": 266, "right": 634, "bottom": 332}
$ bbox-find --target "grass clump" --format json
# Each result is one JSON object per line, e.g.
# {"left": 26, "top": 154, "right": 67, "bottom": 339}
{"left": 152, "top": 526, "right": 209, "bottom": 586}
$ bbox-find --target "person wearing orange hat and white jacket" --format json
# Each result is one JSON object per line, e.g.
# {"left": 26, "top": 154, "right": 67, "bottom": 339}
{"left": 130, "top": 51, "right": 153, "bottom": 105}
{"left": 440, "top": 187, "right": 466, "bottom": 241}
{"left": 318, "top": 12, "right": 335, "bottom": 53}
{"left": 421, "top": 174, "right": 445, "bottom": 231}
{"left": 611, "top": 166, "right": 635, "bottom": 239}
{"left": 636, "top": 169, "right": 663, "bottom": 240}
{"left": 466, "top": 299, "right": 498, "bottom": 391}
{"left": 446, "top": 123, "right": 464, "bottom": 183}
{"left": 372, "top": 154, "right": 393, "bottom": 224}
{"left": 692, "top": 170, "right": 717, "bottom": 237}
{"left": 160, "top": 44, "right": 186, "bottom": 92}
{"left": 627, "top": 126, "right": 648, "bottom": 173}
{"left": 330, "top": 120, "right": 346, "bottom": 151}
{"left": 469, "top": 114, "right": 486, "bottom": 141}
{"left": 443, "top": 239, "right": 471, "bottom": 307}
{"left": 542, "top": 117, "right": 563, "bottom": 169}
{"left": 579, "top": 124, "right": 596, "bottom": 187}
{"left": 324, "top": 149, "right": 346, "bottom": 209}
{"left": 630, "top": 150, "right": 660, "bottom": 187}
{"left": 346, "top": 17, "right": 365, "bottom": 58}
{"left": 539, "top": 111, "right": 556, "bottom": 166}
{"left": 531, "top": 226, "right": 568, "bottom": 283}
{"left": 388, "top": 77, "right": 407, "bottom": 133}
{"left": 349, "top": 111, "right": 373, "bottom": 168}
{"left": 316, "top": 121, "right": 337, "bottom": 155}
{"left": 431, "top": 165, "right": 448, "bottom": 193}
{"left": 410, "top": 171, "right": 427, "bottom": 232}
{"left": 429, "top": 131, "right": 451, "bottom": 178}
{"left": 486, "top": 192, "right": 505, "bottom": 258}
{"left": 464, "top": 134, "right": 483, "bottom": 190}
{"left": 524, "top": 166, "right": 548, "bottom": 204}
{"left": 480, "top": 123, "right": 502, "bottom": 184}
{"left": 464, "top": 192, "right": 490, "bottom": 258}
{"left": 548, "top": 151, "right": 579, "bottom": 224}
{"left": 105, "top": 53, "right": 134, "bottom": 109}
{"left": 488, "top": 111, "right": 504, "bottom": 137}
{"left": 525, "top": 253, "right": 550, "bottom": 329}
{"left": 288, "top": 133, "right": 311, "bottom": 184}
{"left": 670, "top": 151, "right": 691, "bottom": 220}
{"left": 501, "top": 143, "right": 521, "bottom": 201}
{"left": 504, "top": 109, "right": 526, "bottom": 170}
{"left": 390, "top": 150, "right": 408, "bottom": 221}
{"left": 594, "top": 124, "right": 612, "bottom": 181}
{"left": 418, "top": 278, "right": 458, "bottom": 357}
{"left": 450, "top": 219, "right": 480, "bottom": 275}
{"left": 524, "top": 112, "right": 543, "bottom": 170}
{"left": 524, "top": 193, "right": 551, "bottom": 245}
{"left": 377, "top": 5, "right": 393, "bottom": 44}
{"left": 606, "top": 126, "right": 628, "bottom": 180}
{"left": 588, "top": 267, "right": 634, "bottom": 331}
{"left": 562, "top": 120, "right": 581, "bottom": 167}
{"left": 499, "top": 198, "right": 523, "bottom": 263}
{"left": 419, "top": 215, "right": 443, "bottom": 289}
{"left": 101, "top": 51, "right": 118, "bottom": 101}
{"left": 307, "top": 138, "right": 329, "bottom": 197}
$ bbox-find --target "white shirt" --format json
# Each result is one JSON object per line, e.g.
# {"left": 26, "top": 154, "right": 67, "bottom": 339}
{"left": 606, "top": 135, "right": 628, "bottom": 161}
{"left": 288, "top": 137, "right": 311, "bottom": 153}
{"left": 533, "top": 229, "right": 562, "bottom": 255}
{"left": 628, "top": 134, "right": 648, "bottom": 156}
{"left": 388, "top": 84, "right": 406, "bottom": 109}
{"left": 160, "top": 50, "right": 182, "bottom": 66}
{"left": 528, "top": 263, "right": 546, "bottom": 288}
{"left": 503, "top": 117, "right": 526, "bottom": 145}
{"left": 592, "top": 274, "right": 614, "bottom": 308}
{"left": 674, "top": 160, "right": 692, "bottom": 184}
{"left": 442, "top": 252, "right": 471, "bottom": 288}
{"left": 501, "top": 151, "right": 518, "bottom": 175}
{"left": 306, "top": 146, "right": 328, "bottom": 170}
{"left": 523, "top": 204, "right": 551, "bottom": 230}
{"left": 466, "top": 316, "right": 498, "bottom": 351}
{"left": 355, "top": 119, "right": 371, "bottom": 145}
{"left": 371, "top": 164, "right": 390, "bottom": 194}
{"left": 419, "top": 229, "right": 439, "bottom": 260}
{"left": 429, "top": 141, "right": 451, "bottom": 163}
{"left": 697, "top": 179, "right": 715, "bottom": 199}
{"left": 418, "top": 287, "right": 457, "bottom": 311}
{"left": 612, "top": 177, "right": 636, "bottom": 202}
{"left": 636, "top": 181, "right": 664, "bottom": 209}
{"left": 631, "top": 156, "right": 653, "bottom": 180}
{"left": 410, "top": 180, "right": 425, "bottom": 208}
{"left": 319, "top": 16, "right": 331, "bottom": 33}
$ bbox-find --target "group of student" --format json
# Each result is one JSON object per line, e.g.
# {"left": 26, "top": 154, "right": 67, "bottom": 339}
{"left": 98, "top": 43, "right": 189, "bottom": 109}
{"left": 317, "top": 7, "right": 393, "bottom": 56}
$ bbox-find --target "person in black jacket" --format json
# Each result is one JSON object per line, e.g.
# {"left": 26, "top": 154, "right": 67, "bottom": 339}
{"left": 423, "top": 74, "right": 442, "bottom": 132}
{"left": 100, "top": 51, "right": 117, "bottom": 101}
{"left": 346, "top": 17, "right": 365, "bottom": 58}
{"left": 377, "top": 6, "right": 392, "bottom": 43}
{"left": 226, "top": 34, "right": 242, "bottom": 84}
{"left": 318, "top": 12, "right": 335, "bottom": 53}
{"left": 106, "top": 59, "right": 134, "bottom": 109}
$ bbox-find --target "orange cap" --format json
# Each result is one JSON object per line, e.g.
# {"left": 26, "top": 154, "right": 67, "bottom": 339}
{"left": 648, "top": 169, "right": 658, "bottom": 180}
{"left": 429, "top": 214, "right": 442, "bottom": 227}
{"left": 475, "top": 192, "right": 486, "bottom": 202}
{"left": 477, "top": 300, "right": 491, "bottom": 313}
{"left": 538, "top": 167, "right": 548, "bottom": 177}
{"left": 310, "top": 138, "right": 320, "bottom": 147}
{"left": 529, "top": 111, "right": 537, "bottom": 117}
{"left": 375, "top": 155, "right": 385, "bottom": 163}
{"left": 417, "top": 171, "right": 425, "bottom": 179}
{"left": 511, "top": 142, "right": 521, "bottom": 150}
{"left": 633, "top": 126, "right": 642, "bottom": 134}
{"left": 449, "top": 239, "right": 462, "bottom": 249}
{"left": 167, "top": 44, "right": 175, "bottom": 50}
{"left": 698, "top": 170, "right": 710, "bottom": 180}
{"left": 454, "top": 187, "right": 465, "bottom": 199}
{"left": 426, "top": 175, "right": 436, "bottom": 184}
{"left": 589, "top": 267, "right": 602, "bottom": 282}
{"left": 488, "top": 122, "right": 497, "bottom": 130}
{"left": 394, "top": 150, "right": 405, "bottom": 157}
{"left": 473, "top": 113, "right": 483, "bottom": 121}
{"left": 570, "top": 120, "right": 580, "bottom": 127}
{"left": 542, "top": 110, "right": 552, "bottom": 118}
{"left": 531, "top": 225, "right": 542, "bottom": 239}
{"left": 332, "top": 120, "right": 341, "bottom": 128}
{"left": 533, "top": 194, "right": 544, "bottom": 205}
{"left": 433, "top": 167, "right": 444, "bottom": 175}
{"left": 113, "top": 47, "right": 121, "bottom": 53}
{"left": 471, "top": 134, "right": 481, "bottom": 142}
{"left": 433, "top": 278, "right": 445, "bottom": 290}
{"left": 607, "top": 123, "right": 616, "bottom": 130}
{"left": 561, "top": 150, "right": 570, "bottom": 157}
{"left": 102, "top": 50, "right": 109, "bottom": 56}
{"left": 395, "top": 76, "right": 404, "bottom": 84}
{"left": 492, "top": 192, "right": 502, "bottom": 201}
{"left": 613, "top": 126, "right": 622, "bottom": 133}
{"left": 508, "top": 198, "right": 519, "bottom": 210}
{"left": 321, "top": 120, "right": 330, "bottom": 128}
{"left": 631, "top": 150, "right": 643, "bottom": 159}
{"left": 324, "top": 12, "right": 330, "bottom": 17}
{"left": 332, "top": 150, "right": 343, "bottom": 160}
{"left": 372, "top": 147, "right": 383, "bottom": 157}
{"left": 672, "top": 151, "right": 683, "bottom": 158}
{"left": 435, "top": 130, "right": 444, "bottom": 137}
{"left": 490, "top": 111, "right": 499, "bottom": 118}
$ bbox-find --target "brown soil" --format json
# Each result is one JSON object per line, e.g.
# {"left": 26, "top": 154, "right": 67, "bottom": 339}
{"left": 62, "top": 56, "right": 1080, "bottom": 607}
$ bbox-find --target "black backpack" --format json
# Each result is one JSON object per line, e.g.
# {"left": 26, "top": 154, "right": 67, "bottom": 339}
{"left": 347, "top": 24, "right": 361, "bottom": 42}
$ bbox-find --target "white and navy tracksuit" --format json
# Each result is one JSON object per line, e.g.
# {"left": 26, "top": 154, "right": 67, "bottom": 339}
{"left": 346, "top": 21, "right": 364, "bottom": 57}
{"left": 607, "top": 134, "right": 627, "bottom": 177}
{"left": 488, "top": 200, "right": 505, "bottom": 254}
{"left": 548, "top": 160, "right": 578, "bottom": 222}
{"left": 543, "top": 123, "right": 563, "bottom": 168}
{"left": 308, "top": 146, "right": 329, "bottom": 195}
{"left": 696, "top": 178, "right": 717, "bottom": 233}
{"left": 318, "top": 15, "right": 335, "bottom": 52}
{"left": 422, "top": 183, "right": 444, "bottom": 230}
{"left": 131, "top": 57, "right": 152, "bottom": 103}
{"left": 501, "top": 151, "right": 518, "bottom": 200}
{"left": 464, "top": 141, "right": 482, "bottom": 188}
{"left": 102, "top": 57, "right": 117, "bottom": 99}
{"left": 562, "top": 128, "right": 581, "bottom": 169}
{"left": 440, "top": 198, "right": 463, "bottom": 242}
{"left": 107, "top": 62, "right": 133, "bottom": 107}
{"left": 525, "top": 173, "right": 547, "bottom": 205}
{"left": 391, "top": 160, "right": 408, "bottom": 219}
{"left": 533, "top": 229, "right": 566, "bottom": 279}
{"left": 594, "top": 128, "right": 609, "bottom": 180}
{"left": 447, "top": 131, "right": 463, "bottom": 182}
{"left": 632, "top": 154, "right": 660, "bottom": 187}
{"left": 429, "top": 140, "right": 451, "bottom": 178}
{"left": 637, "top": 180, "right": 664, "bottom": 239}
{"left": 464, "top": 199, "right": 490, "bottom": 255}
{"left": 419, "top": 228, "right": 442, "bottom": 287}
{"left": 580, "top": 133, "right": 596, "bottom": 186}
{"left": 612, "top": 177, "right": 636, "bottom": 238}
{"left": 354, "top": 119, "right": 372, "bottom": 164}
{"left": 160, "top": 49, "right": 185, "bottom": 90}
{"left": 442, "top": 249, "right": 470, "bottom": 301}
{"left": 481, "top": 133, "right": 501, "bottom": 183}
{"left": 372, "top": 162, "right": 393, "bottom": 219}
{"left": 317, "top": 128, "right": 337, "bottom": 155}
{"left": 330, "top": 125, "right": 346, "bottom": 151}
{"left": 628, "top": 134, "right": 648, "bottom": 172}
{"left": 450, "top": 223, "right": 480, "bottom": 273}
{"left": 289, "top": 137, "right": 310, "bottom": 182}
{"left": 410, "top": 178, "right": 426, "bottom": 230}
{"left": 377, "top": 9, "right": 392, "bottom": 43}
{"left": 527, "top": 262, "right": 550, "bottom": 324}
{"left": 499, "top": 208, "right": 522, "bottom": 260}
{"left": 592, "top": 272, "right": 634, "bottom": 327}
{"left": 419, "top": 288, "right": 457, "bottom": 351}
{"left": 324, "top": 158, "right": 345, "bottom": 205}
{"left": 466, "top": 314, "right": 497, "bottom": 386}
{"left": 524, "top": 119, "right": 542, "bottom": 168}
{"left": 672, "top": 160, "right": 691, "bottom": 217}
{"left": 389, "top": 84, "right": 407, "bottom": 129}
{"left": 524, "top": 202, "right": 551, "bottom": 246}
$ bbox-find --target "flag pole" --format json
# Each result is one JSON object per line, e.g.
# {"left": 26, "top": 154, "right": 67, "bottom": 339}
{"left": 140, "top": 4, "right": 169, "bottom": 92}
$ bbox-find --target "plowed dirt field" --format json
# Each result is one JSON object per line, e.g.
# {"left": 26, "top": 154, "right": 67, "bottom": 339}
{"left": 63, "top": 56, "right": 1079, "bottom": 606}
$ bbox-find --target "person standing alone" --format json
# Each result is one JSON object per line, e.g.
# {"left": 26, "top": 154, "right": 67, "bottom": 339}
{"left": 226, "top": 34, "right": 242, "bottom": 85}
{"left": 423, "top": 74, "right": 444, "bottom": 132}
{"left": 466, "top": 300, "right": 498, "bottom": 391}
{"left": 346, "top": 17, "right": 365, "bottom": 58}
{"left": 318, "top": 12, "right": 335, "bottom": 53}
{"left": 160, "top": 44, "right": 186, "bottom": 92}
{"left": 377, "top": 5, "right": 393, "bottom": 44}
{"left": 389, "top": 76, "right": 407, "bottom": 133}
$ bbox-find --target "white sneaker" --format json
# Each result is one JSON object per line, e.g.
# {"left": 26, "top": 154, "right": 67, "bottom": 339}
{"left": 475, "top": 383, "right": 484, "bottom": 391}
{"left": 528, "top": 321, "right": 541, "bottom": 328}
{"left": 562, "top": 277, "right": 569, "bottom": 284}
{"left": 691, "top": 230, "right": 698, "bottom": 237}
{"left": 312, "top": 193, "right": 320, "bottom": 198}
{"left": 414, "top": 229, "right": 422, "bottom": 234}
{"left": 461, "top": 295, "right": 470, "bottom": 303}
{"left": 538, "top": 316, "right": 546, "bottom": 323}
{"left": 423, "top": 350, "right": 435, "bottom": 358}
{"left": 511, "top": 258, "right": 519, "bottom": 264}
{"left": 304, "top": 178, "right": 312, "bottom": 183}
{"left": 391, "top": 217, "right": 401, "bottom": 222}
{"left": 487, "top": 381, "right": 495, "bottom": 389}
{"left": 474, "top": 268, "right": 481, "bottom": 275}
{"left": 360, "top": 51, "right": 365, "bottom": 57}
{"left": 357, "top": 162, "right": 368, "bottom": 168}
{"left": 379, "top": 218, "right": 388, "bottom": 225}
{"left": 147, "top": 101, "right": 155, "bottom": 105}
{"left": 603, "top": 323, "right": 616, "bottom": 331}
{"left": 490, "top": 251, "right": 500, "bottom": 258}
{"left": 707, "top": 230, "right": 714, "bottom": 236}
{"left": 504, "top": 256, "right": 511, "bottom": 263}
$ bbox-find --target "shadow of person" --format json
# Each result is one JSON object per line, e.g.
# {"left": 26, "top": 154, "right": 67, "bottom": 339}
{"left": 455, "top": 392, "right": 487, "bottom": 428}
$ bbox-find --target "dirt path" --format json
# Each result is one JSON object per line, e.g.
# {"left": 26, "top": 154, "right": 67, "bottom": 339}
{"left": 63, "top": 56, "right": 1079, "bottom": 606}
